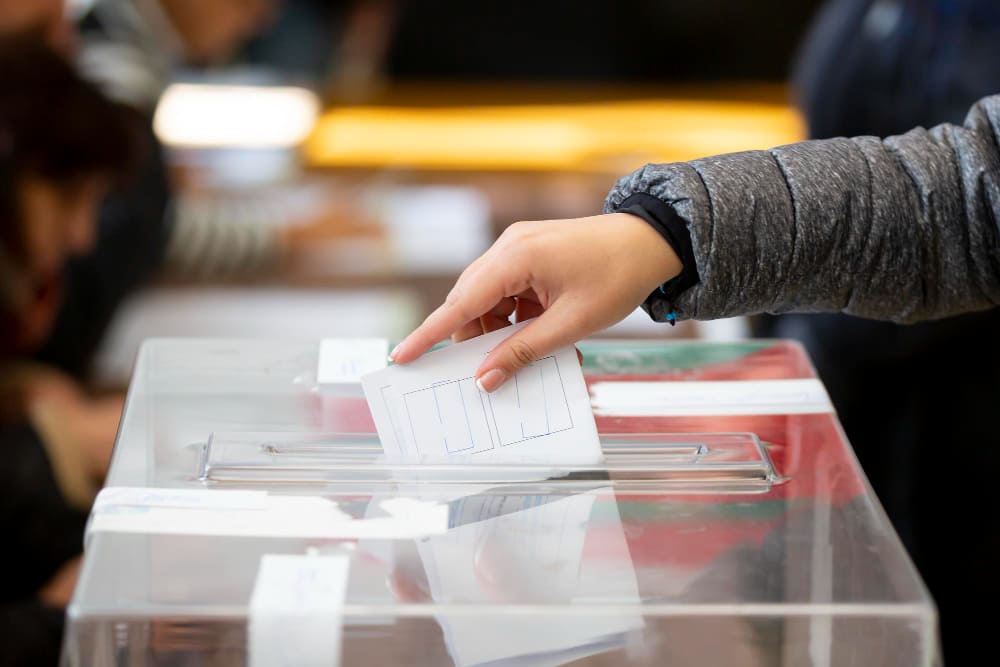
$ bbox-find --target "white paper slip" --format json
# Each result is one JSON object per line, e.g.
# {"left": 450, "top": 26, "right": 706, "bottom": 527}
{"left": 248, "top": 553, "right": 350, "bottom": 667}
{"left": 361, "top": 320, "right": 602, "bottom": 464}
{"left": 317, "top": 338, "right": 389, "bottom": 392}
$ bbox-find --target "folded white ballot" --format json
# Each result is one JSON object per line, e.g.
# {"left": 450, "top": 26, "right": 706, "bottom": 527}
{"left": 361, "top": 320, "right": 602, "bottom": 464}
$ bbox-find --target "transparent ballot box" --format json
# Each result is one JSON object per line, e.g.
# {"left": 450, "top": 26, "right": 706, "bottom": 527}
{"left": 63, "top": 339, "right": 939, "bottom": 666}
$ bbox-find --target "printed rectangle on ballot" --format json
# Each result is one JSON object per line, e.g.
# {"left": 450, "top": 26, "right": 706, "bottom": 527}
{"left": 361, "top": 320, "right": 601, "bottom": 464}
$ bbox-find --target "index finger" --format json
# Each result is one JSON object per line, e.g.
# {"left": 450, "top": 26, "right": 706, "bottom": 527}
{"left": 390, "top": 261, "right": 511, "bottom": 363}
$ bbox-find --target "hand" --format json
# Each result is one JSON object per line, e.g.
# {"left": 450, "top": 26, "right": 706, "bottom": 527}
{"left": 38, "top": 557, "right": 81, "bottom": 609}
{"left": 10, "top": 366, "right": 123, "bottom": 492}
{"left": 390, "top": 213, "right": 682, "bottom": 391}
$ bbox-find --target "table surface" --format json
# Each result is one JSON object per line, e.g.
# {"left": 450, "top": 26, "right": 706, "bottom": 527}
{"left": 64, "top": 337, "right": 939, "bottom": 667}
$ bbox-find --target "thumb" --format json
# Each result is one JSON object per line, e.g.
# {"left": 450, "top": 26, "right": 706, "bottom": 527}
{"left": 475, "top": 303, "right": 580, "bottom": 393}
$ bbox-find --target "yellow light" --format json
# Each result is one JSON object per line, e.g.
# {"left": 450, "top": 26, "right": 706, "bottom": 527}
{"left": 304, "top": 98, "right": 805, "bottom": 173}
{"left": 154, "top": 83, "right": 320, "bottom": 149}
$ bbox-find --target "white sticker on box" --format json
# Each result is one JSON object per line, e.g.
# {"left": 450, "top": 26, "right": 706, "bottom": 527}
{"left": 93, "top": 487, "right": 272, "bottom": 511}
{"left": 88, "top": 487, "right": 447, "bottom": 540}
{"left": 249, "top": 553, "right": 350, "bottom": 667}
{"left": 317, "top": 338, "right": 389, "bottom": 385}
{"left": 589, "top": 379, "right": 834, "bottom": 416}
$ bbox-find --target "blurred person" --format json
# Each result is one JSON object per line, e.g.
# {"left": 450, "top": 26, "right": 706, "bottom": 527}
{"left": 78, "top": 0, "right": 279, "bottom": 112}
{"left": 751, "top": 2, "right": 1000, "bottom": 663}
{"left": 0, "top": 36, "right": 141, "bottom": 666}
{"left": 37, "top": 0, "right": 281, "bottom": 378}
{"left": 35, "top": 0, "right": 364, "bottom": 379}
{"left": 0, "top": 0, "right": 73, "bottom": 52}
{"left": 1, "top": 0, "right": 174, "bottom": 379}
{"left": 72, "top": 0, "right": 374, "bottom": 334}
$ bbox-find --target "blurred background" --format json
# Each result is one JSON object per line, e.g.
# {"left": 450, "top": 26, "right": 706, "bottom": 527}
{"left": 78, "top": 0, "right": 820, "bottom": 389}
{"left": 5, "top": 1, "right": 998, "bottom": 665}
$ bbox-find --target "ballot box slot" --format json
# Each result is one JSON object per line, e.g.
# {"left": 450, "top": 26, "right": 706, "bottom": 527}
{"left": 198, "top": 432, "right": 776, "bottom": 493}
{"left": 260, "top": 442, "right": 708, "bottom": 458}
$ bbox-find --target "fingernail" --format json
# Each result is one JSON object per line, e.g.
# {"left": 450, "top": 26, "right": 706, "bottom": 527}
{"left": 476, "top": 368, "right": 507, "bottom": 393}
{"left": 389, "top": 343, "right": 401, "bottom": 361}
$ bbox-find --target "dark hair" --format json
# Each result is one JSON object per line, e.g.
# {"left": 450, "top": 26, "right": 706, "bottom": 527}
{"left": 0, "top": 34, "right": 143, "bottom": 358}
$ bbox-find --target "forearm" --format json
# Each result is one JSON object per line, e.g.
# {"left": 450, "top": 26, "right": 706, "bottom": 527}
{"left": 606, "top": 95, "right": 1000, "bottom": 323}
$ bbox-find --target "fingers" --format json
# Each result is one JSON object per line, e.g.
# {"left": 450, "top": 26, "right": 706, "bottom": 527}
{"left": 452, "top": 297, "right": 519, "bottom": 343}
{"left": 391, "top": 271, "right": 509, "bottom": 363}
{"left": 475, "top": 299, "right": 584, "bottom": 392}
{"left": 514, "top": 294, "right": 544, "bottom": 322}
{"left": 38, "top": 557, "right": 82, "bottom": 608}
{"left": 392, "top": 242, "right": 532, "bottom": 362}
{"left": 452, "top": 319, "right": 486, "bottom": 344}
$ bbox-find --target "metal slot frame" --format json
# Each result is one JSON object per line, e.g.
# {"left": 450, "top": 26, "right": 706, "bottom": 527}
{"left": 198, "top": 432, "right": 778, "bottom": 494}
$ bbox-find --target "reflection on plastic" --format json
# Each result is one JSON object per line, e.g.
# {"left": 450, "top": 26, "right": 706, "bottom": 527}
{"left": 379, "top": 488, "right": 643, "bottom": 667}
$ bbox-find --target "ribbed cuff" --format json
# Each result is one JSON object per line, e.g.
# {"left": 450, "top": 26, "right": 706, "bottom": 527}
{"left": 612, "top": 192, "right": 699, "bottom": 322}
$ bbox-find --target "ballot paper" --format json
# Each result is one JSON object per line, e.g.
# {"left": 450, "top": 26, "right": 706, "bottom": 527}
{"left": 361, "top": 320, "right": 601, "bottom": 464}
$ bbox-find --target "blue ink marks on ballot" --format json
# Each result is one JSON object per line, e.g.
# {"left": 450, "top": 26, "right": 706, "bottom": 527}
{"left": 400, "top": 356, "right": 573, "bottom": 456}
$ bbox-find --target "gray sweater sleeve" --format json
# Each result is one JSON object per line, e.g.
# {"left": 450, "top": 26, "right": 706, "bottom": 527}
{"left": 604, "top": 94, "right": 1000, "bottom": 324}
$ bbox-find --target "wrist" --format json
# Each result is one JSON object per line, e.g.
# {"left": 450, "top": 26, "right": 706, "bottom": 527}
{"left": 608, "top": 192, "right": 699, "bottom": 324}
{"left": 608, "top": 212, "right": 683, "bottom": 288}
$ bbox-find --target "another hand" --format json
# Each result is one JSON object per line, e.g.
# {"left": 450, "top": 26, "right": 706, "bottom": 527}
{"left": 38, "top": 557, "right": 81, "bottom": 609}
{"left": 390, "top": 213, "right": 682, "bottom": 391}
{"left": 4, "top": 366, "right": 124, "bottom": 500}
